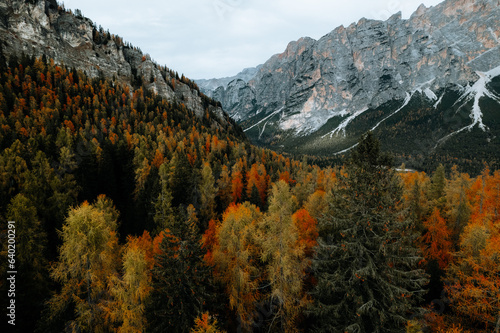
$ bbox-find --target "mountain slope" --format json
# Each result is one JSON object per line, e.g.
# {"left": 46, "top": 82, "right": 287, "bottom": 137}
{"left": 0, "top": 0, "right": 236, "bottom": 129}
{"left": 202, "top": 0, "right": 500, "bottom": 172}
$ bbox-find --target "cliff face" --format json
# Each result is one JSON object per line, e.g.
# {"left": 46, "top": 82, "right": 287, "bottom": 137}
{"left": 0, "top": 0, "right": 229, "bottom": 125}
{"left": 203, "top": 0, "right": 500, "bottom": 154}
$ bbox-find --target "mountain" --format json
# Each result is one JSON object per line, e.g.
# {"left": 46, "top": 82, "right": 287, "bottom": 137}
{"left": 196, "top": 65, "right": 262, "bottom": 98}
{"left": 201, "top": 0, "right": 500, "bottom": 172}
{"left": 0, "top": 0, "right": 235, "bottom": 129}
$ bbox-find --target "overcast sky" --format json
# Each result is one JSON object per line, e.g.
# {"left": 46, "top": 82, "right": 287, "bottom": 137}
{"left": 61, "top": 0, "right": 444, "bottom": 80}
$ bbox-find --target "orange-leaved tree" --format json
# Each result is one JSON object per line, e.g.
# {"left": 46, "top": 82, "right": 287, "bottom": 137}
{"left": 445, "top": 221, "right": 500, "bottom": 331}
{"left": 419, "top": 207, "right": 453, "bottom": 270}
{"left": 212, "top": 202, "right": 263, "bottom": 332}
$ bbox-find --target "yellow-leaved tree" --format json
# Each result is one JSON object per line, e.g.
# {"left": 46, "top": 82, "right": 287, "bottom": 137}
{"left": 260, "top": 180, "right": 307, "bottom": 333}
{"left": 47, "top": 195, "right": 120, "bottom": 332}
{"left": 212, "top": 202, "right": 263, "bottom": 332}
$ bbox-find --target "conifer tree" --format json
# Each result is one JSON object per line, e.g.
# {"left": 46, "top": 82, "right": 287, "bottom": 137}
{"left": 146, "top": 205, "right": 211, "bottom": 333}
{"left": 110, "top": 232, "right": 153, "bottom": 333}
{"left": 0, "top": 194, "right": 49, "bottom": 332}
{"left": 199, "top": 162, "right": 218, "bottom": 227}
{"left": 445, "top": 166, "right": 471, "bottom": 248}
{"left": 153, "top": 163, "right": 176, "bottom": 234}
{"left": 260, "top": 180, "right": 306, "bottom": 332}
{"left": 213, "top": 202, "right": 263, "bottom": 332}
{"left": 428, "top": 164, "right": 446, "bottom": 209}
{"left": 309, "top": 133, "right": 428, "bottom": 333}
{"left": 46, "top": 195, "right": 121, "bottom": 332}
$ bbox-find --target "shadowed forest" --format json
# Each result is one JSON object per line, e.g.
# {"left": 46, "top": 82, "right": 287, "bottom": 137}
{"left": 0, "top": 54, "right": 499, "bottom": 332}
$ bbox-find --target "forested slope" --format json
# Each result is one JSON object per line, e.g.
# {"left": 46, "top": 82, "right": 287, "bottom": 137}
{"left": 0, "top": 51, "right": 498, "bottom": 333}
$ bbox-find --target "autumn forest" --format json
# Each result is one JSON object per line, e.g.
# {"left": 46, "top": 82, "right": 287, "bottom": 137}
{"left": 0, "top": 52, "right": 499, "bottom": 333}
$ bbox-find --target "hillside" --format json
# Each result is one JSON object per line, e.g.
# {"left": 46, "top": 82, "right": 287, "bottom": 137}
{"left": 0, "top": 0, "right": 230, "bottom": 124}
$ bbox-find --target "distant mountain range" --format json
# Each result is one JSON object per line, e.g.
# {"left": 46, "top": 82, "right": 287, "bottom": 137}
{"left": 196, "top": 0, "right": 500, "bottom": 172}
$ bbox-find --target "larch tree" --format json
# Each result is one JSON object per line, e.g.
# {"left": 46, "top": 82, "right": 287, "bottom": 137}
{"left": 445, "top": 221, "right": 500, "bottom": 331}
{"left": 260, "top": 180, "right": 307, "bottom": 333}
{"left": 190, "top": 312, "right": 227, "bottom": 333}
{"left": 212, "top": 202, "right": 263, "bottom": 332}
{"left": 309, "top": 133, "right": 428, "bottom": 333}
{"left": 445, "top": 168, "right": 500, "bottom": 331}
{"left": 292, "top": 208, "right": 319, "bottom": 258}
{"left": 47, "top": 195, "right": 121, "bottom": 332}
{"left": 419, "top": 207, "right": 453, "bottom": 270}
{"left": 110, "top": 232, "right": 153, "bottom": 333}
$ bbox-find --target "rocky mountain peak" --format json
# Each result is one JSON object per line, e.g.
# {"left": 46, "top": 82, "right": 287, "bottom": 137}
{"left": 200, "top": 0, "right": 500, "bottom": 169}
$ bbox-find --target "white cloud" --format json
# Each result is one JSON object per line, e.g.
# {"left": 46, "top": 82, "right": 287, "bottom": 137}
{"left": 61, "top": 0, "right": 444, "bottom": 79}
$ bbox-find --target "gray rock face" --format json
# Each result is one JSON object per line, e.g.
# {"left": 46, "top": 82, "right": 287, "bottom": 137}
{"left": 0, "top": 0, "right": 228, "bottom": 125}
{"left": 205, "top": 0, "right": 500, "bottom": 139}
{"left": 196, "top": 65, "right": 262, "bottom": 98}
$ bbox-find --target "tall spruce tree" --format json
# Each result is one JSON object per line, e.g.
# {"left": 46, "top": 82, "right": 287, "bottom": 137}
{"left": 309, "top": 133, "right": 428, "bottom": 333}
{"left": 146, "top": 206, "right": 211, "bottom": 333}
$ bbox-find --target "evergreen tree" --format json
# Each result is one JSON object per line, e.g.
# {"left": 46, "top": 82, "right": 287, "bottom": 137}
{"left": 428, "top": 164, "right": 446, "bottom": 208}
{"left": 445, "top": 166, "right": 471, "bottom": 248}
{"left": 309, "top": 133, "right": 428, "bottom": 333}
{"left": 153, "top": 163, "right": 176, "bottom": 234}
{"left": 0, "top": 194, "right": 49, "bottom": 332}
{"left": 146, "top": 206, "right": 211, "bottom": 333}
{"left": 199, "top": 162, "right": 217, "bottom": 228}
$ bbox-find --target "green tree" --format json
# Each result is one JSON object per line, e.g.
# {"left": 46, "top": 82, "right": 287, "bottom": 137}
{"left": 0, "top": 194, "right": 49, "bottom": 332}
{"left": 199, "top": 162, "right": 218, "bottom": 227}
{"left": 445, "top": 166, "right": 471, "bottom": 248}
{"left": 153, "top": 163, "right": 176, "bottom": 234}
{"left": 146, "top": 205, "right": 211, "bottom": 333}
{"left": 309, "top": 133, "right": 428, "bottom": 333}
{"left": 428, "top": 164, "right": 446, "bottom": 209}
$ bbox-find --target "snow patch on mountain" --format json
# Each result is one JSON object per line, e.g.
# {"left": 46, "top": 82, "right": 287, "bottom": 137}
{"left": 280, "top": 108, "right": 341, "bottom": 135}
{"left": 436, "top": 64, "right": 500, "bottom": 147}
{"left": 370, "top": 92, "right": 412, "bottom": 132}
{"left": 322, "top": 107, "right": 368, "bottom": 138}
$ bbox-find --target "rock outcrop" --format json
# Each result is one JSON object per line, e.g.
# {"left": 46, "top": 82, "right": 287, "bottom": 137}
{"left": 196, "top": 65, "right": 262, "bottom": 98}
{"left": 203, "top": 0, "right": 500, "bottom": 150}
{"left": 0, "top": 0, "right": 230, "bottom": 125}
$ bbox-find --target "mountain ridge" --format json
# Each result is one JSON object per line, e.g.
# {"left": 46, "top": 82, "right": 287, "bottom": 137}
{"left": 0, "top": 0, "right": 237, "bottom": 131}
{"left": 199, "top": 0, "right": 500, "bottom": 170}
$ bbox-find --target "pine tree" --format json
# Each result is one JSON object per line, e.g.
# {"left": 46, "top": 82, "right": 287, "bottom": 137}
{"left": 199, "top": 162, "right": 218, "bottom": 228}
{"left": 428, "top": 164, "right": 446, "bottom": 209}
{"left": 0, "top": 194, "right": 49, "bottom": 332}
{"left": 309, "top": 133, "right": 428, "bottom": 333}
{"left": 445, "top": 166, "right": 471, "bottom": 248}
{"left": 146, "top": 205, "right": 211, "bottom": 333}
{"left": 153, "top": 163, "right": 176, "bottom": 234}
